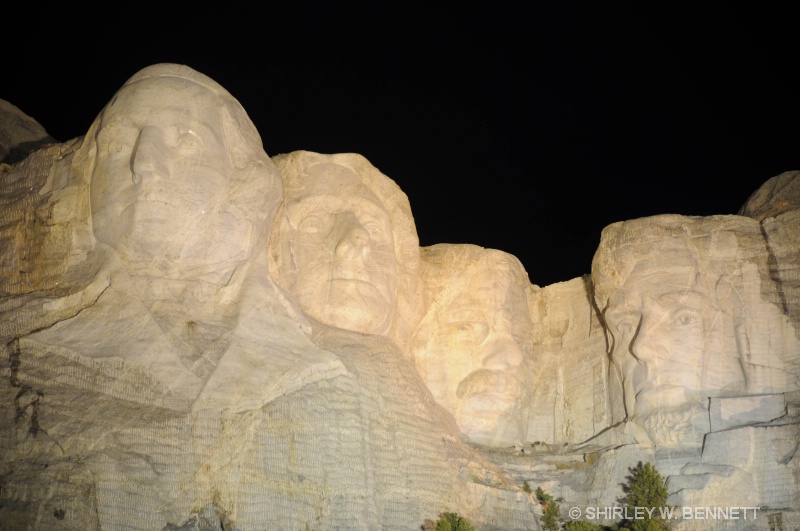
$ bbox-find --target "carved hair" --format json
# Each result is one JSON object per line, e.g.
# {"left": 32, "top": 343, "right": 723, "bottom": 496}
{"left": 592, "top": 213, "right": 795, "bottom": 397}
{"left": 74, "top": 63, "right": 267, "bottom": 185}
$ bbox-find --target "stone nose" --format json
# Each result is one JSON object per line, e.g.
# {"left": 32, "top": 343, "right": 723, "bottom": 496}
{"left": 628, "top": 314, "right": 660, "bottom": 365}
{"left": 131, "top": 127, "right": 169, "bottom": 185}
{"left": 334, "top": 214, "right": 370, "bottom": 263}
{"left": 609, "top": 313, "right": 644, "bottom": 361}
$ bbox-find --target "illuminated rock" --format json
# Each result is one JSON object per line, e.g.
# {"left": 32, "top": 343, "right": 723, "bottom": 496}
{"left": 0, "top": 64, "right": 537, "bottom": 530}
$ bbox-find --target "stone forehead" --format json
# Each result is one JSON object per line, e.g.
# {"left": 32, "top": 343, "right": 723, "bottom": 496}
{"left": 592, "top": 214, "right": 762, "bottom": 309}
{"left": 420, "top": 244, "right": 530, "bottom": 318}
{"left": 83, "top": 63, "right": 266, "bottom": 176}
{"left": 274, "top": 151, "right": 417, "bottom": 245}
{"left": 421, "top": 244, "right": 526, "bottom": 285}
{"left": 123, "top": 63, "right": 231, "bottom": 97}
{"left": 109, "top": 65, "right": 254, "bottom": 133}
{"left": 278, "top": 153, "right": 401, "bottom": 205}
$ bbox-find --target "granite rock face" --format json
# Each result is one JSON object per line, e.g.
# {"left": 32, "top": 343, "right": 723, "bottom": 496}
{"left": 0, "top": 64, "right": 538, "bottom": 530}
{"left": 0, "top": 99, "right": 57, "bottom": 165}
{"left": 580, "top": 206, "right": 800, "bottom": 527}
{"left": 411, "top": 244, "right": 536, "bottom": 448}
{"left": 526, "top": 276, "right": 609, "bottom": 446}
{"left": 268, "top": 149, "right": 424, "bottom": 352}
{"left": 2, "top": 63, "right": 799, "bottom": 530}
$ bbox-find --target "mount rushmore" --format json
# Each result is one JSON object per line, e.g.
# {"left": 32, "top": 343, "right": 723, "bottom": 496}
{"left": 1, "top": 64, "right": 798, "bottom": 530}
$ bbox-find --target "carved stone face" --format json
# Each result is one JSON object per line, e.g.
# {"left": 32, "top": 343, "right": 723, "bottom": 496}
{"left": 281, "top": 163, "right": 398, "bottom": 335}
{"left": 89, "top": 75, "right": 267, "bottom": 279}
{"left": 606, "top": 260, "right": 712, "bottom": 415}
{"left": 413, "top": 248, "right": 533, "bottom": 446}
{"left": 603, "top": 249, "right": 746, "bottom": 446}
{"left": 595, "top": 214, "right": 800, "bottom": 448}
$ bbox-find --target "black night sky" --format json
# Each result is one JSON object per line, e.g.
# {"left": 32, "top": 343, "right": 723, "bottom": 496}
{"left": 4, "top": 3, "right": 798, "bottom": 287}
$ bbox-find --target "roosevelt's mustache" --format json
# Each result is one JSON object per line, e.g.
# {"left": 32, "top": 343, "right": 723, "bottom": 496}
{"left": 456, "top": 369, "right": 521, "bottom": 399}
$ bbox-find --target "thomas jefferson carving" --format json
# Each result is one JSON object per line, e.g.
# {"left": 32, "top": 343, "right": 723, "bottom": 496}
{"left": 268, "top": 150, "right": 422, "bottom": 347}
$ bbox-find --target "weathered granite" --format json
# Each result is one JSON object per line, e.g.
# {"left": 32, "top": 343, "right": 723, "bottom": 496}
{"left": 0, "top": 99, "right": 57, "bottom": 165}
{"left": 268, "top": 149, "right": 423, "bottom": 352}
{"left": 2, "top": 62, "right": 799, "bottom": 530}
{"left": 708, "top": 394, "right": 787, "bottom": 432}
{"left": 0, "top": 65, "right": 538, "bottom": 530}
{"left": 593, "top": 214, "right": 800, "bottom": 448}
{"left": 526, "top": 276, "right": 609, "bottom": 446}
{"left": 580, "top": 209, "right": 800, "bottom": 526}
{"left": 411, "top": 244, "right": 535, "bottom": 447}
{"left": 739, "top": 170, "right": 800, "bottom": 221}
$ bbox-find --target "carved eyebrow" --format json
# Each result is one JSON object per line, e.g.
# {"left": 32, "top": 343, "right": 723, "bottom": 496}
{"left": 658, "top": 290, "right": 706, "bottom": 307}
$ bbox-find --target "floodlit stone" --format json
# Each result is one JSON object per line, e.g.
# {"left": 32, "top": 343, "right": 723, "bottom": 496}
{"left": 269, "top": 150, "right": 423, "bottom": 350}
{"left": 739, "top": 170, "right": 800, "bottom": 220}
{"left": 411, "top": 244, "right": 534, "bottom": 447}
{"left": 526, "top": 276, "right": 610, "bottom": 445}
{"left": 0, "top": 64, "right": 537, "bottom": 530}
{"left": 668, "top": 423, "right": 800, "bottom": 510}
{"left": 2, "top": 63, "right": 799, "bottom": 529}
{"left": 592, "top": 214, "right": 800, "bottom": 449}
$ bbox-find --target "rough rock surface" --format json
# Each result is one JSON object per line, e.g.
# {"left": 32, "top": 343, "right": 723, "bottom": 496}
{"left": 526, "top": 276, "right": 609, "bottom": 446}
{"left": 0, "top": 64, "right": 538, "bottom": 531}
{"left": 2, "top": 63, "right": 799, "bottom": 530}
{"left": 0, "top": 99, "right": 58, "bottom": 165}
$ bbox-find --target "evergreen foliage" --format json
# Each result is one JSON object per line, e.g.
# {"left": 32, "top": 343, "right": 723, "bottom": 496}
{"left": 542, "top": 499, "right": 561, "bottom": 531}
{"left": 523, "top": 480, "right": 532, "bottom": 494}
{"left": 434, "top": 512, "right": 475, "bottom": 531}
{"left": 618, "top": 461, "right": 671, "bottom": 531}
{"left": 535, "top": 486, "right": 553, "bottom": 505}
{"left": 535, "top": 487, "right": 560, "bottom": 531}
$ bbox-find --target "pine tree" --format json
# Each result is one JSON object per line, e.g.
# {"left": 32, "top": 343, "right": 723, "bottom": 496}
{"left": 535, "top": 486, "right": 553, "bottom": 505}
{"left": 434, "top": 512, "right": 475, "bottom": 531}
{"left": 542, "top": 499, "right": 561, "bottom": 531}
{"left": 535, "top": 487, "right": 560, "bottom": 531}
{"left": 619, "top": 461, "right": 671, "bottom": 531}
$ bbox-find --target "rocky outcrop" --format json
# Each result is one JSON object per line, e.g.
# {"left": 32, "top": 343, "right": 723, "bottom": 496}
{"left": 0, "top": 99, "right": 57, "bottom": 165}
{"left": 0, "top": 64, "right": 539, "bottom": 531}
{"left": 2, "top": 63, "right": 798, "bottom": 530}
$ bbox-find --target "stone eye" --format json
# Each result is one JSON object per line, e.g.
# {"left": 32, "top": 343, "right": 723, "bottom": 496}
{"left": 177, "top": 131, "right": 202, "bottom": 153}
{"left": 298, "top": 215, "right": 324, "bottom": 234}
{"left": 673, "top": 313, "right": 697, "bottom": 326}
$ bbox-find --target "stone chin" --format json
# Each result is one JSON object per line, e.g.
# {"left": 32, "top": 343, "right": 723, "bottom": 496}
{"left": 455, "top": 369, "right": 524, "bottom": 444}
{"left": 456, "top": 408, "right": 524, "bottom": 447}
{"left": 301, "top": 279, "right": 395, "bottom": 336}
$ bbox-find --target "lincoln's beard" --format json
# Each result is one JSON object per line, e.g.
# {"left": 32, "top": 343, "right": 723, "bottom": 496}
{"left": 633, "top": 400, "right": 710, "bottom": 449}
